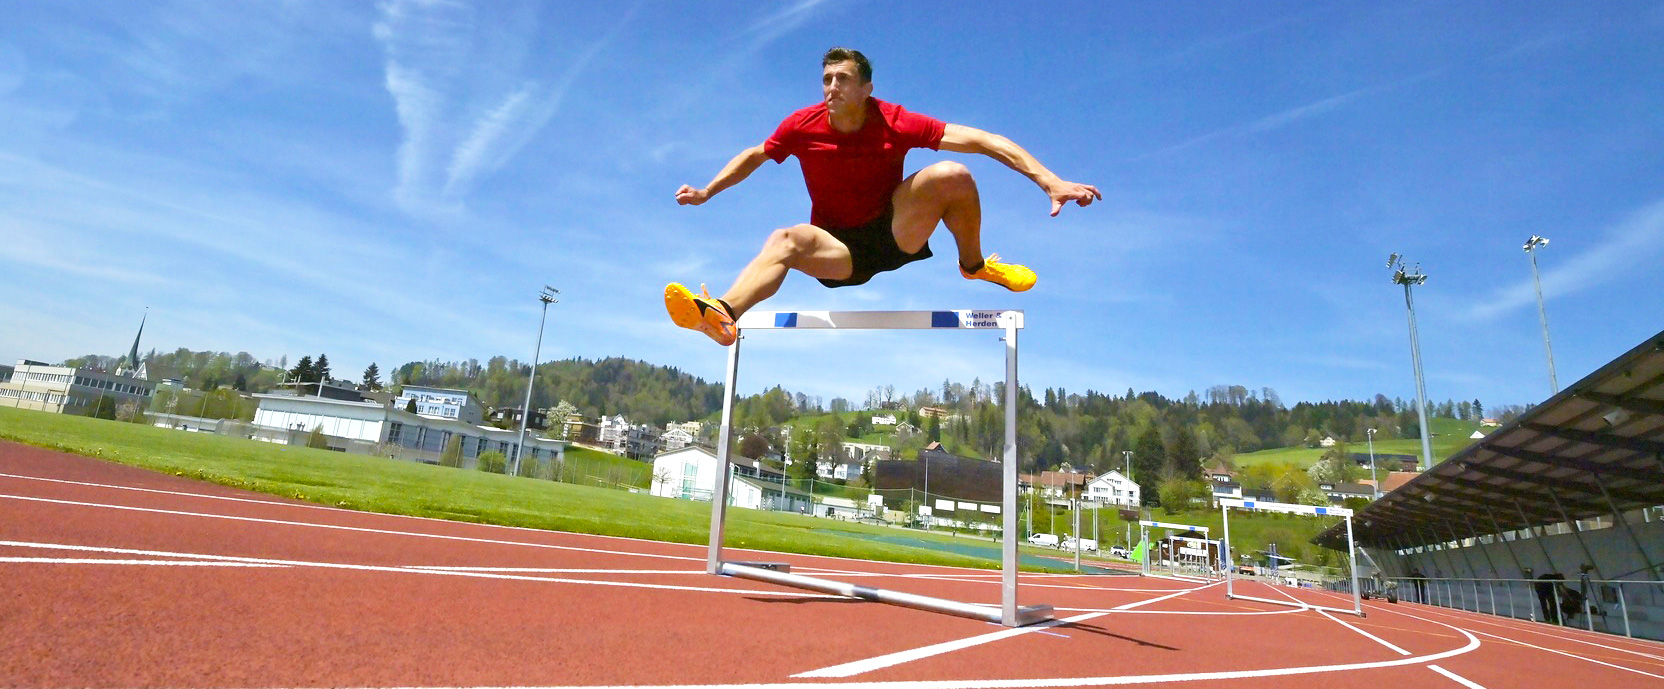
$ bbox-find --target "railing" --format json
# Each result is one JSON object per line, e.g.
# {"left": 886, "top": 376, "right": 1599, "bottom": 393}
{"left": 1336, "top": 575, "right": 1664, "bottom": 641}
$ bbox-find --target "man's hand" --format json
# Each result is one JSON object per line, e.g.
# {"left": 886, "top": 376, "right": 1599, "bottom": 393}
{"left": 1047, "top": 181, "right": 1102, "bottom": 217}
{"left": 675, "top": 184, "right": 711, "bottom": 206}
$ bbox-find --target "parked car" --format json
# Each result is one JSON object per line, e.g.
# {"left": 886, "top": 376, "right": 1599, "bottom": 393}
{"left": 1026, "top": 533, "right": 1059, "bottom": 547}
{"left": 1061, "top": 537, "right": 1098, "bottom": 552}
{"left": 1108, "top": 545, "right": 1130, "bottom": 558}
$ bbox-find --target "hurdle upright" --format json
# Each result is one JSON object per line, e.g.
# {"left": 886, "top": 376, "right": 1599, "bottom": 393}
{"left": 705, "top": 309, "right": 1053, "bottom": 627}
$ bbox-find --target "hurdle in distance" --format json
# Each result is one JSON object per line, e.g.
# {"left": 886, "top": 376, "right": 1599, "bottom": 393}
{"left": 704, "top": 309, "right": 1054, "bottom": 627}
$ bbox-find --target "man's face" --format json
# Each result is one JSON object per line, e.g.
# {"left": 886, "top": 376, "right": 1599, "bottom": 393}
{"left": 822, "top": 60, "right": 871, "bottom": 113}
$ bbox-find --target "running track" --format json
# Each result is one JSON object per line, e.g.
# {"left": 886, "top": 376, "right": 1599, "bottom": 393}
{"left": 3, "top": 441, "right": 1661, "bottom": 688}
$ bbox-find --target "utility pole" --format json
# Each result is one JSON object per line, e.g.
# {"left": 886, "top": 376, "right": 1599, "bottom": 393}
{"left": 1366, "top": 427, "right": 1379, "bottom": 499}
{"left": 512, "top": 286, "right": 559, "bottom": 477}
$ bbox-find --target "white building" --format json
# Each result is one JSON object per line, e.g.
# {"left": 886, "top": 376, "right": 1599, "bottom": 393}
{"left": 251, "top": 394, "right": 564, "bottom": 464}
{"left": 0, "top": 359, "right": 155, "bottom": 415}
{"left": 660, "top": 427, "right": 695, "bottom": 451}
{"left": 1085, "top": 469, "right": 1140, "bottom": 507}
{"left": 393, "top": 385, "right": 484, "bottom": 425}
{"left": 650, "top": 446, "right": 807, "bottom": 511}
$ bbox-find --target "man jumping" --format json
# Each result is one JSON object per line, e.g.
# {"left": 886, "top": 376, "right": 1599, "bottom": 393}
{"left": 666, "top": 47, "right": 1100, "bottom": 346}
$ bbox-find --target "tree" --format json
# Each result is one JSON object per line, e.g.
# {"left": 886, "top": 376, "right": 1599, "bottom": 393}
{"left": 233, "top": 372, "right": 248, "bottom": 392}
{"left": 440, "top": 435, "right": 463, "bottom": 468}
{"left": 290, "top": 355, "right": 314, "bottom": 387}
{"left": 314, "top": 354, "right": 331, "bottom": 383}
{"left": 475, "top": 450, "right": 507, "bottom": 473}
{"left": 405, "top": 398, "right": 418, "bottom": 413}
{"left": 306, "top": 425, "right": 329, "bottom": 449}
{"left": 362, "top": 363, "right": 383, "bottom": 391}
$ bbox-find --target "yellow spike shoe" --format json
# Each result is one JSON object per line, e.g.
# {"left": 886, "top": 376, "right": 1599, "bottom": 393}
{"left": 664, "top": 282, "right": 737, "bottom": 346}
{"left": 960, "top": 253, "right": 1036, "bottom": 292}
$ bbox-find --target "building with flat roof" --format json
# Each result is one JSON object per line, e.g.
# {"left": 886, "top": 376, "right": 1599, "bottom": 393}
{"left": 392, "top": 385, "right": 484, "bottom": 425}
{"left": 251, "top": 394, "right": 563, "bottom": 465}
{"left": 0, "top": 359, "right": 155, "bottom": 415}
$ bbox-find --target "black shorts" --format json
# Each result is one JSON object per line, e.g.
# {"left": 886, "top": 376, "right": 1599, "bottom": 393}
{"left": 817, "top": 210, "right": 933, "bottom": 288}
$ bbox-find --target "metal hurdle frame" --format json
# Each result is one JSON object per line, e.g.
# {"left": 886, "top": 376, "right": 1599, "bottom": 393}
{"left": 705, "top": 309, "right": 1053, "bottom": 627}
{"left": 1137, "top": 520, "right": 1212, "bottom": 577}
{"left": 1219, "top": 497, "right": 1363, "bottom": 617}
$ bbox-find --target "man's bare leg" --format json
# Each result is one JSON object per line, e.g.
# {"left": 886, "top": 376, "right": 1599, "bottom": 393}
{"left": 891, "top": 161, "right": 983, "bottom": 269}
{"left": 721, "top": 224, "right": 854, "bottom": 317}
{"left": 891, "top": 161, "right": 1035, "bottom": 291}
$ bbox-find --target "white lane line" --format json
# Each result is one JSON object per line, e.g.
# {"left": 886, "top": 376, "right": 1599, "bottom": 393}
{"left": 792, "top": 611, "right": 1111, "bottom": 679}
{"left": 1318, "top": 609, "right": 1411, "bottom": 656}
{"left": 0, "top": 492, "right": 709, "bottom": 563}
{"left": 1302, "top": 586, "right": 1664, "bottom": 662}
{"left": 1427, "top": 664, "right": 1488, "bottom": 688}
{"left": 0, "top": 471, "right": 1004, "bottom": 575}
{"left": 0, "top": 557, "right": 284, "bottom": 567}
{"left": 439, "top": 623, "right": 1481, "bottom": 689}
{"left": 0, "top": 540, "right": 826, "bottom": 598}
{"left": 408, "top": 567, "right": 700, "bottom": 574}
{"left": 1310, "top": 591, "right": 1664, "bottom": 681}
{"left": 795, "top": 581, "right": 1226, "bottom": 679}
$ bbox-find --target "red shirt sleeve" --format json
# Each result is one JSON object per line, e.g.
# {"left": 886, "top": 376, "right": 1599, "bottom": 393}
{"left": 763, "top": 112, "right": 802, "bottom": 163}
{"left": 889, "top": 104, "right": 946, "bottom": 151}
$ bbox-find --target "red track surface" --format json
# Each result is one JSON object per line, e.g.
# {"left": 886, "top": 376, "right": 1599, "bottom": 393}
{"left": 3, "top": 441, "right": 1662, "bottom": 688}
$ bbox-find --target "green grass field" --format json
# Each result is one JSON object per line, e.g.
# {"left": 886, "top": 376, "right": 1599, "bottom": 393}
{"left": 0, "top": 406, "right": 1339, "bottom": 571}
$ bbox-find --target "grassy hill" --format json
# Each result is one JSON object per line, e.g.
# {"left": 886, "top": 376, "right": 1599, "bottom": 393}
{"left": 1231, "top": 417, "right": 1483, "bottom": 469}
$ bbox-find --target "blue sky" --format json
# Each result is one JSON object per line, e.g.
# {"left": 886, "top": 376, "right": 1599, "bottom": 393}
{"left": 3, "top": 1, "right": 1662, "bottom": 413}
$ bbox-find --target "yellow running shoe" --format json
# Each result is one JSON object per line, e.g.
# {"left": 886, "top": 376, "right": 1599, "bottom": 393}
{"left": 664, "top": 282, "right": 737, "bottom": 346}
{"left": 960, "top": 253, "right": 1036, "bottom": 292}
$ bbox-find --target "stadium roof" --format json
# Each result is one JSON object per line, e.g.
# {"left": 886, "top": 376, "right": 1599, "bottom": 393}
{"left": 1317, "top": 329, "right": 1664, "bottom": 550}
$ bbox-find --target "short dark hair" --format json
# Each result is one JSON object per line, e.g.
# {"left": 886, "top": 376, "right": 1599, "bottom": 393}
{"left": 823, "top": 47, "right": 871, "bottom": 83}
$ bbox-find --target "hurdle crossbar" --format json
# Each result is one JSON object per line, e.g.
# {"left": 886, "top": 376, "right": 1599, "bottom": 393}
{"left": 706, "top": 309, "right": 1052, "bottom": 627}
{"left": 1218, "top": 498, "right": 1362, "bottom": 617}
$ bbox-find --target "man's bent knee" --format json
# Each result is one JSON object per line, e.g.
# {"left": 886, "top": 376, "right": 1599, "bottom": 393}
{"left": 920, "top": 161, "right": 977, "bottom": 198}
{"left": 763, "top": 224, "right": 818, "bottom": 261}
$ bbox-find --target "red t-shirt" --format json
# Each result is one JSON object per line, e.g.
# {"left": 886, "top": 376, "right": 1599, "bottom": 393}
{"left": 763, "top": 97, "right": 946, "bottom": 229}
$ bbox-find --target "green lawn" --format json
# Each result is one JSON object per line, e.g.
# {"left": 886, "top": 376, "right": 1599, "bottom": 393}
{"left": 0, "top": 407, "right": 1065, "bottom": 570}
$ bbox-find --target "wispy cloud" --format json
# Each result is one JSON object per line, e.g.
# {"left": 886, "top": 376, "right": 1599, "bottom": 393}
{"left": 741, "top": 0, "right": 834, "bottom": 51}
{"left": 1468, "top": 197, "right": 1664, "bottom": 321}
{"left": 1136, "top": 68, "right": 1444, "bottom": 160}
{"left": 373, "top": 0, "right": 633, "bottom": 217}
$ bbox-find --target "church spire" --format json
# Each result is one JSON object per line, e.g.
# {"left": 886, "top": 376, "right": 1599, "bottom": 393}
{"left": 120, "top": 309, "right": 146, "bottom": 376}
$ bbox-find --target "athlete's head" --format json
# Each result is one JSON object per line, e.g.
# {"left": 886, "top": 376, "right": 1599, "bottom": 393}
{"left": 822, "top": 47, "right": 871, "bottom": 83}
{"left": 822, "top": 47, "right": 872, "bottom": 114}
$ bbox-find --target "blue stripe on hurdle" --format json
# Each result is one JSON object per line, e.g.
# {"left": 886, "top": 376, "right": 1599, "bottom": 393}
{"left": 774, "top": 312, "right": 798, "bottom": 328}
{"left": 1242, "top": 501, "right": 1256, "bottom": 510}
{"left": 1314, "top": 507, "right": 1328, "bottom": 516}
{"left": 930, "top": 311, "right": 958, "bottom": 328}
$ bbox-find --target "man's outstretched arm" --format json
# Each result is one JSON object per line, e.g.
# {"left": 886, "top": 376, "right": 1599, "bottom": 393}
{"left": 676, "top": 144, "right": 770, "bottom": 206}
{"left": 939, "top": 124, "right": 1101, "bottom": 216}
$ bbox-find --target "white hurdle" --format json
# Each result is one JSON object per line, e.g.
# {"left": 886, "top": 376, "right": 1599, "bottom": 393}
{"left": 1219, "top": 497, "right": 1363, "bottom": 617}
{"left": 705, "top": 309, "right": 1053, "bottom": 627}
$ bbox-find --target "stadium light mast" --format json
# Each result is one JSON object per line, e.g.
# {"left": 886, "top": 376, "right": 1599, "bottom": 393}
{"left": 512, "top": 286, "right": 559, "bottom": 477}
{"left": 1366, "top": 427, "right": 1379, "bottom": 499}
{"left": 1388, "top": 254, "right": 1434, "bottom": 472}
{"left": 1523, "top": 235, "right": 1558, "bottom": 395}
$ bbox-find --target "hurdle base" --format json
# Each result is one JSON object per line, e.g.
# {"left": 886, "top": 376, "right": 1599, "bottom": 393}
{"left": 719, "top": 562, "right": 1054, "bottom": 627}
{"left": 728, "top": 561, "right": 791, "bottom": 572}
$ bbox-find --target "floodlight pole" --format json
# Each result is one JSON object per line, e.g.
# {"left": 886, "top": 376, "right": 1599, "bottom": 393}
{"left": 1366, "top": 427, "right": 1379, "bottom": 499}
{"left": 513, "top": 287, "right": 558, "bottom": 476}
{"left": 1392, "top": 259, "right": 1434, "bottom": 472}
{"left": 1524, "top": 236, "right": 1558, "bottom": 395}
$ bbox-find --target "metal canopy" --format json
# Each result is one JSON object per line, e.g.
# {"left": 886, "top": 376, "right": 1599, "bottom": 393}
{"left": 1317, "top": 329, "right": 1664, "bottom": 550}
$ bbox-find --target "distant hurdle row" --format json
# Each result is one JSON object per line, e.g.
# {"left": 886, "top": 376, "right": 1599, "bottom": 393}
{"left": 1137, "top": 519, "right": 1216, "bottom": 578}
{"left": 1219, "top": 497, "right": 1362, "bottom": 617}
{"left": 704, "top": 309, "right": 1053, "bottom": 627}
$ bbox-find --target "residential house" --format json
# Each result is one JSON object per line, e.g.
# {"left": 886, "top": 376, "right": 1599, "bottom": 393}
{"left": 650, "top": 446, "right": 805, "bottom": 511}
{"left": 1084, "top": 469, "right": 1140, "bottom": 507}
